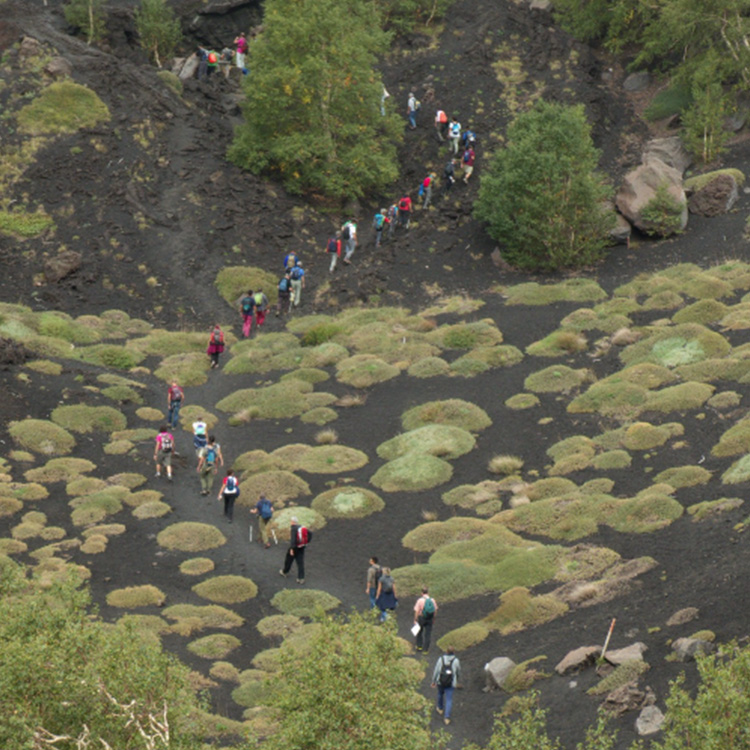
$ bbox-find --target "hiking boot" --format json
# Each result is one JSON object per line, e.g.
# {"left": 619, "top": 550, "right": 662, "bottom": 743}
{"left": 279, "top": 570, "right": 288, "bottom": 577}
{"left": 264, "top": 543, "right": 271, "bottom": 549}
{"left": 436, "top": 708, "right": 444, "bottom": 716}
{"left": 296, "top": 578, "right": 305, "bottom": 584}
{"left": 444, "top": 719, "right": 451, "bottom": 726}
{"left": 155, "top": 472, "right": 161, "bottom": 478}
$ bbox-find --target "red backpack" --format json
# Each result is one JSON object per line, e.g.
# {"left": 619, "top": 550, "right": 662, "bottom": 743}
{"left": 297, "top": 526, "right": 311, "bottom": 546}
{"left": 212, "top": 327, "right": 223, "bottom": 345}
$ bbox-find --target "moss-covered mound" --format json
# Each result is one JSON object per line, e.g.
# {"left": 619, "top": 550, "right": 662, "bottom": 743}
{"left": 192, "top": 575, "right": 259, "bottom": 604}
{"left": 267, "top": 507, "right": 326, "bottom": 540}
{"left": 216, "top": 380, "right": 313, "bottom": 420}
{"left": 370, "top": 454, "right": 453, "bottom": 492}
{"left": 156, "top": 522, "right": 227, "bottom": 551}
{"left": 188, "top": 633, "right": 242, "bottom": 659}
{"left": 238, "top": 471, "right": 311, "bottom": 507}
{"left": 311, "top": 487, "right": 385, "bottom": 519}
{"left": 9, "top": 419, "right": 76, "bottom": 455}
{"left": 106, "top": 585, "right": 166, "bottom": 608}
{"left": 295, "top": 445, "right": 369, "bottom": 474}
{"left": 270, "top": 589, "right": 341, "bottom": 618}
{"left": 335, "top": 354, "right": 400, "bottom": 388}
{"left": 377, "top": 424, "right": 476, "bottom": 461}
{"left": 401, "top": 399, "right": 492, "bottom": 432}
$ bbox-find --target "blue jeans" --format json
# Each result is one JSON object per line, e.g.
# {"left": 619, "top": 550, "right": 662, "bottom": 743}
{"left": 368, "top": 586, "right": 377, "bottom": 609}
{"left": 408, "top": 111, "right": 416, "bottom": 128}
{"left": 437, "top": 685, "right": 454, "bottom": 719}
{"left": 167, "top": 401, "right": 181, "bottom": 428}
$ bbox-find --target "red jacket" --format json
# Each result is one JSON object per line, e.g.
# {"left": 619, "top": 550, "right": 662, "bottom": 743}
{"left": 399, "top": 196, "right": 412, "bottom": 212}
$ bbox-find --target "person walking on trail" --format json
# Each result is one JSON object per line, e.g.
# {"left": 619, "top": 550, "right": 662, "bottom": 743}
{"left": 386, "top": 204, "right": 398, "bottom": 241}
{"left": 327, "top": 231, "right": 342, "bottom": 273}
{"left": 283, "top": 251, "right": 298, "bottom": 272}
{"left": 375, "top": 567, "right": 398, "bottom": 623}
{"left": 197, "top": 435, "right": 223, "bottom": 496}
{"left": 239, "top": 290, "right": 256, "bottom": 339}
{"left": 462, "top": 146, "right": 476, "bottom": 183}
{"left": 206, "top": 49, "right": 219, "bottom": 77}
{"left": 342, "top": 219, "right": 357, "bottom": 264}
{"left": 207, "top": 324, "right": 225, "bottom": 369}
{"left": 277, "top": 273, "right": 292, "bottom": 317}
{"left": 217, "top": 469, "right": 240, "bottom": 523}
{"left": 422, "top": 173, "right": 436, "bottom": 210}
{"left": 167, "top": 380, "right": 184, "bottom": 429}
{"left": 462, "top": 128, "right": 477, "bottom": 149}
{"left": 154, "top": 425, "right": 175, "bottom": 481}
{"left": 373, "top": 208, "right": 387, "bottom": 248}
{"left": 406, "top": 91, "right": 419, "bottom": 130}
{"left": 289, "top": 261, "right": 305, "bottom": 307}
{"left": 398, "top": 195, "right": 412, "bottom": 229}
{"left": 366, "top": 556, "right": 382, "bottom": 609}
{"left": 196, "top": 46, "right": 209, "bottom": 80}
{"left": 279, "top": 516, "right": 312, "bottom": 584}
{"left": 250, "top": 494, "right": 274, "bottom": 548}
{"left": 449, "top": 117, "right": 462, "bottom": 155}
{"left": 443, "top": 159, "right": 457, "bottom": 196}
{"left": 432, "top": 647, "right": 461, "bottom": 725}
{"left": 234, "top": 32, "right": 248, "bottom": 71}
{"left": 414, "top": 586, "right": 438, "bottom": 653}
{"left": 435, "top": 109, "right": 449, "bottom": 141}
{"left": 192, "top": 416, "right": 208, "bottom": 459}
{"left": 254, "top": 289, "right": 269, "bottom": 329}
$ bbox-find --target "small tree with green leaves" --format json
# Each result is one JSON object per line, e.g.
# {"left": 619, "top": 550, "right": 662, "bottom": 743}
{"left": 64, "top": 0, "right": 107, "bottom": 45}
{"left": 474, "top": 100, "right": 613, "bottom": 272}
{"left": 640, "top": 183, "right": 685, "bottom": 236}
{"left": 134, "top": 0, "right": 182, "bottom": 68}
{"left": 228, "top": 0, "right": 402, "bottom": 200}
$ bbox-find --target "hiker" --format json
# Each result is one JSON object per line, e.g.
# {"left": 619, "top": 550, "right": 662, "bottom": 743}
{"left": 366, "top": 556, "right": 382, "bottom": 609}
{"left": 327, "top": 231, "right": 342, "bottom": 273}
{"left": 381, "top": 85, "right": 390, "bottom": 116}
{"left": 406, "top": 91, "right": 419, "bottom": 130}
{"left": 234, "top": 32, "right": 248, "bottom": 71}
{"left": 342, "top": 219, "right": 357, "bottom": 264}
{"left": 373, "top": 208, "right": 387, "bottom": 248}
{"left": 197, "top": 435, "right": 223, "bottom": 496}
{"left": 283, "top": 251, "right": 298, "bottom": 271}
{"left": 192, "top": 416, "right": 208, "bottom": 458}
{"left": 398, "top": 195, "right": 412, "bottom": 229}
{"left": 443, "top": 159, "right": 457, "bottom": 195}
{"left": 290, "top": 261, "right": 305, "bottom": 307}
{"left": 250, "top": 494, "right": 274, "bottom": 548}
{"left": 206, "top": 49, "right": 219, "bottom": 77}
{"left": 196, "top": 46, "right": 209, "bottom": 80}
{"left": 449, "top": 117, "right": 462, "bottom": 155}
{"left": 422, "top": 173, "right": 435, "bottom": 210}
{"left": 277, "top": 273, "right": 292, "bottom": 316}
{"left": 219, "top": 47, "right": 233, "bottom": 78}
{"left": 462, "top": 146, "right": 476, "bottom": 183}
{"left": 432, "top": 647, "right": 461, "bottom": 725}
{"left": 167, "top": 379, "right": 184, "bottom": 429}
{"left": 462, "top": 128, "right": 477, "bottom": 149}
{"left": 435, "top": 109, "right": 449, "bottom": 141}
{"left": 375, "top": 566, "right": 398, "bottom": 623}
{"left": 254, "top": 288, "right": 269, "bottom": 329}
{"left": 206, "top": 323, "right": 225, "bottom": 369}
{"left": 386, "top": 204, "right": 398, "bottom": 240}
{"left": 279, "top": 515, "right": 312, "bottom": 584}
{"left": 414, "top": 586, "right": 438, "bottom": 653}
{"left": 217, "top": 469, "right": 240, "bottom": 523}
{"left": 154, "top": 425, "right": 175, "bottom": 481}
{"left": 239, "top": 289, "right": 256, "bottom": 338}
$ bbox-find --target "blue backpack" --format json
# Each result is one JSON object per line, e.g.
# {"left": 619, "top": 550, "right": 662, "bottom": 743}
{"left": 242, "top": 296, "right": 254, "bottom": 313}
{"left": 279, "top": 277, "right": 291, "bottom": 293}
{"left": 290, "top": 266, "right": 303, "bottom": 281}
{"left": 225, "top": 476, "right": 239, "bottom": 494}
{"left": 205, "top": 445, "right": 217, "bottom": 465}
{"left": 258, "top": 498, "right": 273, "bottom": 519}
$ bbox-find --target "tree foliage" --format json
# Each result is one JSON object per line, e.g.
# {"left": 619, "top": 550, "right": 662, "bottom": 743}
{"left": 63, "top": 0, "right": 107, "bottom": 45}
{"left": 263, "top": 612, "right": 437, "bottom": 750}
{"left": 474, "top": 100, "right": 613, "bottom": 272}
{"left": 374, "top": 0, "right": 451, "bottom": 34}
{"left": 228, "top": 0, "right": 402, "bottom": 200}
{"left": 134, "top": 0, "right": 182, "bottom": 68}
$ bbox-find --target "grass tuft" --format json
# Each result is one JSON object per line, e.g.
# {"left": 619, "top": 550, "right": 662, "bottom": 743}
{"left": 192, "top": 575, "right": 259, "bottom": 604}
{"left": 156, "top": 522, "right": 227, "bottom": 551}
{"left": 106, "top": 585, "right": 166, "bottom": 608}
{"left": 270, "top": 589, "right": 341, "bottom": 618}
{"left": 370, "top": 454, "right": 453, "bottom": 492}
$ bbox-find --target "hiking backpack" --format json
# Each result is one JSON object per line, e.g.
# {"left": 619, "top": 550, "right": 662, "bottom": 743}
{"left": 297, "top": 526, "right": 311, "bottom": 546}
{"left": 327, "top": 237, "right": 338, "bottom": 253}
{"left": 463, "top": 150, "right": 472, "bottom": 163}
{"left": 212, "top": 328, "right": 223, "bottom": 345}
{"left": 399, "top": 197, "right": 409, "bottom": 210}
{"left": 279, "top": 277, "right": 290, "bottom": 293}
{"left": 254, "top": 292, "right": 265, "bottom": 308}
{"left": 225, "top": 476, "right": 239, "bottom": 494}
{"left": 342, "top": 224, "right": 351, "bottom": 240}
{"left": 290, "top": 266, "right": 303, "bottom": 281}
{"left": 207, "top": 52, "right": 218, "bottom": 64}
{"left": 439, "top": 656, "right": 456, "bottom": 688}
{"left": 169, "top": 385, "right": 183, "bottom": 401}
{"left": 258, "top": 498, "right": 273, "bottom": 520}
{"left": 205, "top": 445, "right": 217, "bottom": 465}
{"left": 160, "top": 435, "right": 173, "bottom": 453}
{"left": 422, "top": 596, "right": 436, "bottom": 618}
{"left": 242, "top": 296, "right": 254, "bottom": 313}
{"left": 375, "top": 214, "right": 385, "bottom": 229}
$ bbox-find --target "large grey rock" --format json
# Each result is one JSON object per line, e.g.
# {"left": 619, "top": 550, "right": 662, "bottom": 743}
{"left": 484, "top": 657, "right": 516, "bottom": 691}
{"left": 44, "top": 250, "right": 82, "bottom": 283}
{"left": 636, "top": 705, "right": 665, "bottom": 736}
{"left": 555, "top": 646, "right": 601, "bottom": 675}
{"left": 615, "top": 159, "right": 688, "bottom": 235}
{"left": 603, "top": 683, "right": 655, "bottom": 716}
{"left": 605, "top": 642, "right": 648, "bottom": 666}
{"left": 19, "top": 36, "right": 42, "bottom": 62}
{"left": 178, "top": 54, "right": 200, "bottom": 81}
{"left": 666, "top": 607, "right": 699, "bottom": 627}
{"left": 610, "top": 212, "right": 631, "bottom": 244}
{"left": 672, "top": 637, "right": 715, "bottom": 662}
{"left": 687, "top": 173, "right": 740, "bottom": 217}
{"left": 624, "top": 72, "right": 650, "bottom": 92}
{"left": 643, "top": 136, "right": 692, "bottom": 176}
{"left": 44, "top": 56, "right": 73, "bottom": 79}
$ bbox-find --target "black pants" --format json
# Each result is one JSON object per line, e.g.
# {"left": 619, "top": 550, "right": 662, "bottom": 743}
{"left": 283, "top": 546, "right": 305, "bottom": 579}
{"left": 416, "top": 616, "right": 433, "bottom": 652}
{"left": 223, "top": 492, "right": 236, "bottom": 521}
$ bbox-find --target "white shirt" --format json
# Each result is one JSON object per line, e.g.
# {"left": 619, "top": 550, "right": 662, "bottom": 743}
{"left": 450, "top": 121, "right": 461, "bottom": 138}
{"left": 193, "top": 420, "right": 207, "bottom": 437}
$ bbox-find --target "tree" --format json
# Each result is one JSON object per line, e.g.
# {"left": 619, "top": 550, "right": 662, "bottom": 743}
{"left": 227, "top": 0, "right": 402, "bottom": 200}
{"left": 474, "top": 100, "right": 613, "bottom": 272}
{"left": 63, "top": 0, "right": 107, "bottom": 45}
{"left": 134, "top": 0, "right": 182, "bottom": 68}
{"left": 263, "top": 612, "right": 438, "bottom": 750}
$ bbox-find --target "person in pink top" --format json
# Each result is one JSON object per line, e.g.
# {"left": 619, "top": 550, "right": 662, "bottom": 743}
{"left": 154, "top": 425, "right": 175, "bottom": 481}
{"left": 234, "top": 32, "right": 248, "bottom": 71}
{"left": 462, "top": 146, "right": 476, "bottom": 183}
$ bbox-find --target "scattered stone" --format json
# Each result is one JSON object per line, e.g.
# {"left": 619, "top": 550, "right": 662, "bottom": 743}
{"left": 643, "top": 136, "right": 692, "bottom": 176}
{"left": 636, "top": 705, "right": 665, "bottom": 736}
{"left": 611, "top": 327, "right": 640, "bottom": 346}
{"left": 666, "top": 607, "right": 699, "bottom": 627}
{"left": 603, "top": 683, "right": 656, "bottom": 716}
{"left": 484, "top": 656, "right": 516, "bottom": 691}
{"left": 610, "top": 212, "right": 631, "bottom": 245}
{"left": 44, "top": 250, "right": 82, "bottom": 283}
{"left": 19, "top": 36, "right": 42, "bottom": 62}
{"left": 0, "top": 337, "right": 29, "bottom": 368}
{"left": 555, "top": 645, "right": 601, "bottom": 675}
{"left": 671, "top": 637, "right": 715, "bottom": 662}
{"left": 605, "top": 642, "right": 648, "bottom": 666}
{"left": 687, "top": 173, "right": 739, "bottom": 217}
{"left": 44, "top": 56, "right": 73, "bottom": 79}
{"left": 490, "top": 249, "right": 503, "bottom": 267}
{"left": 623, "top": 72, "right": 650, "bottom": 92}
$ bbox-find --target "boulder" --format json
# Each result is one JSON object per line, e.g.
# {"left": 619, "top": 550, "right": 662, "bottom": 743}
{"left": 484, "top": 657, "right": 516, "bottom": 691}
{"left": 624, "top": 72, "right": 650, "bottom": 92}
{"left": 671, "top": 637, "right": 715, "bottom": 662}
{"left": 610, "top": 212, "right": 631, "bottom": 245}
{"left": 643, "top": 136, "right": 692, "bottom": 176}
{"left": 44, "top": 250, "right": 82, "bottom": 283}
{"left": 615, "top": 159, "right": 688, "bottom": 235}
{"left": 44, "top": 56, "right": 73, "bottom": 79}
{"left": 19, "top": 36, "right": 42, "bottom": 62}
{"left": 636, "top": 705, "right": 665, "bottom": 736}
{"left": 666, "top": 607, "right": 699, "bottom": 627}
{"left": 178, "top": 54, "right": 200, "bottom": 81}
{"left": 605, "top": 642, "right": 648, "bottom": 666}
{"left": 687, "top": 173, "right": 740, "bottom": 217}
{"left": 555, "top": 646, "right": 601, "bottom": 675}
{"left": 603, "top": 683, "right": 656, "bottom": 716}
{"left": 611, "top": 327, "right": 640, "bottom": 346}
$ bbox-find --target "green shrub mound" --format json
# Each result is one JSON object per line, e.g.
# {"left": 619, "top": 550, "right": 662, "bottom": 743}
{"left": 216, "top": 380, "right": 313, "bottom": 420}
{"left": 377, "top": 424, "right": 476, "bottom": 461}
{"left": 192, "top": 575, "right": 259, "bottom": 604}
{"left": 311, "top": 487, "right": 385, "bottom": 519}
{"left": 270, "top": 589, "right": 341, "bottom": 618}
{"left": 688, "top": 497, "right": 744, "bottom": 521}
{"left": 335, "top": 354, "right": 400, "bottom": 388}
{"left": 9, "top": 419, "right": 76, "bottom": 455}
{"left": 505, "top": 393, "right": 540, "bottom": 410}
{"left": 442, "top": 481, "right": 506, "bottom": 511}
{"left": 370, "top": 454, "right": 453, "bottom": 492}
{"left": 163, "top": 604, "right": 244, "bottom": 633}
{"left": 591, "top": 450, "right": 632, "bottom": 470}
{"left": 154, "top": 352, "right": 211, "bottom": 387}
{"left": 215, "top": 266, "right": 279, "bottom": 305}
{"left": 524, "top": 365, "right": 590, "bottom": 393}
{"left": 295, "top": 445, "right": 369, "bottom": 473}
{"left": 156, "top": 522, "right": 227, "bottom": 551}
{"left": 17, "top": 81, "right": 111, "bottom": 135}
{"left": 722, "top": 455, "right": 750, "bottom": 484}
{"left": 238, "top": 471, "right": 311, "bottom": 507}
{"left": 256, "top": 614, "right": 304, "bottom": 638}
{"left": 187, "top": 633, "right": 242, "bottom": 659}
{"left": 712, "top": 419, "right": 750, "bottom": 457}
{"left": 619, "top": 323, "right": 730, "bottom": 368}
{"left": 402, "top": 517, "right": 505, "bottom": 553}
{"left": 673, "top": 299, "right": 729, "bottom": 325}
{"left": 179, "top": 557, "right": 215, "bottom": 576}
{"left": 132, "top": 501, "right": 171, "bottom": 519}
{"left": 503, "top": 279, "right": 607, "bottom": 306}
{"left": 653, "top": 465, "right": 712, "bottom": 489}
{"left": 401, "top": 398, "right": 491, "bottom": 432}
{"left": 51, "top": 405, "right": 127, "bottom": 434}
{"left": 644, "top": 382, "right": 714, "bottom": 413}
{"left": 268, "top": 507, "right": 326, "bottom": 540}
{"left": 77, "top": 344, "right": 145, "bottom": 370}
{"left": 106, "top": 585, "right": 166, "bottom": 608}
{"left": 437, "top": 622, "right": 490, "bottom": 652}
{"left": 483, "top": 587, "right": 569, "bottom": 635}
{"left": 407, "top": 356, "right": 450, "bottom": 378}
{"left": 25, "top": 458, "right": 96, "bottom": 483}
{"left": 300, "top": 407, "right": 338, "bottom": 425}
{"left": 559, "top": 307, "right": 632, "bottom": 333}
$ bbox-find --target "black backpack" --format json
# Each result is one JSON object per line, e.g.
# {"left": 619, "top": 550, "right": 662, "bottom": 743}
{"left": 439, "top": 656, "right": 456, "bottom": 688}
{"left": 242, "top": 296, "right": 254, "bottom": 313}
{"left": 342, "top": 224, "right": 351, "bottom": 240}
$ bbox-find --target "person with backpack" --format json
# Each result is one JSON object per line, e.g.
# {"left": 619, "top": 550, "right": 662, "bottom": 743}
{"left": 192, "top": 416, "right": 208, "bottom": 459}
{"left": 277, "top": 273, "right": 292, "bottom": 317}
{"left": 375, "top": 566, "right": 398, "bottom": 623}
{"left": 154, "top": 425, "right": 175, "bottom": 481}
{"left": 239, "top": 290, "right": 256, "bottom": 338}
{"left": 462, "top": 146, "right": 476, "bottom": 184}
{"left": 373, "top": 209, "right": 387, "bottom": 249}
{"left": 206, "top": 324, "right": 225, "bottom": 369}
{"left": 431, "top": 646, "right": 461, "bottom": 725}
{"left": 280, "top": 515, "right": 311, "bottom": 584}
{"left": 167, "top": 380, "right": 184, "bottom": 429}
{"left": 234, "top": 32, "right": 248, "bottom": 71}
{"left": 206, "top": 49, "right": 219, "bottom": 77}
{"left": 449, "top": 117, "right": 462, "bottom": 156}
{"left": 414, "top": 586, "right": 438, "bottom": 653}
{"left": 443, "top": 159, "right": 457, "bottom": 196}
{"left": 283, "top": 251, "right": 298, "bottom": 272}
{"left": 254, "top": 288, "right": 269, "bottom": 329}
{"left": 422, "top": 173, "right": 436, "bottom": 210}
{"left": 217, "top": 469, "right": 240, "bottom": 523}
{"left": 250, "top": 494, "right": 274, "bottom": 548}
{"left": 462, "top": 128, "right": 477, "bottom": 149}
{"left": 289, "top": 261, "right": 305, "bottom": 307}
{"left": 434, "top": 109, "right": 449, "bottom": 141}
{"left": 341, "top": 220, "right": 357, "bottom": 264}
{"left": 366, "top": 556, "right": 382, "bottom": 609}
{"left": 197, "top": 435, "right": 223, "bottom": 496}
{"left": 397, "top": 195, "right": 412, "bottom": 229}
{"left": 327, "top": 231, "right": 342, "bottom": 273}
{"left": 406, "top": 91, "right": 419, "bottom": 130}
{"left": 196, "top": 46, "right": 209, "bottom": 81}
{"left": 386, "top": 204, "right": 398, "bottom": 240}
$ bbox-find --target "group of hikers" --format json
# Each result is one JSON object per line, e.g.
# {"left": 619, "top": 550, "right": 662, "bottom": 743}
{"left": 195, "top": 32, "right": 250, "bottom": 80}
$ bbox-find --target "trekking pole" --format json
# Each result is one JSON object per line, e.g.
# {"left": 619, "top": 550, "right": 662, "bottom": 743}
{"left": 601, "top": 618, "right": 617, "bottom": 660}
{"left": 271, "top": 529, "right": 278, "bottom": 545}
{"left": 249, "top": 525, "right": 253, "bottom": 544}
